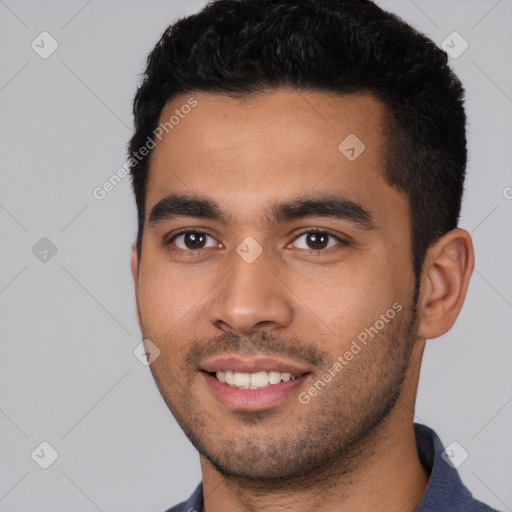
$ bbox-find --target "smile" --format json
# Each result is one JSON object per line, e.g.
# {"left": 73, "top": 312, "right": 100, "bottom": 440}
{"left": 213, "top": 370, "right": 297, "bottom": 389}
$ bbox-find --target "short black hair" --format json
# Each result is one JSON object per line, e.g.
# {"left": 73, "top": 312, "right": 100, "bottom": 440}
{"left": 128, "top": 0, "right": 467, "bottom": 279}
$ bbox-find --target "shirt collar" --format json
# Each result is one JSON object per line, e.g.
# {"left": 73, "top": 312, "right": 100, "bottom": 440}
{"left": 414, "top": 423, "right": 485, "bottom": 511}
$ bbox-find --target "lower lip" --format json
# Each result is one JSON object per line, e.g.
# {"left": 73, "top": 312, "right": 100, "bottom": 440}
{"left": 201, "top": 372, "right": 307, "bottom": 410}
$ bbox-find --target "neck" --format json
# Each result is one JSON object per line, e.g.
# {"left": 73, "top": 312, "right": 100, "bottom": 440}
{"left": 200, "top": 343, "right": 429, "bottom": 512}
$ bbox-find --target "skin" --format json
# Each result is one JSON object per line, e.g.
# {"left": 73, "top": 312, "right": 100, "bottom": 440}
{"left": 131, "top": 90, "right": 474, "bottom": 512}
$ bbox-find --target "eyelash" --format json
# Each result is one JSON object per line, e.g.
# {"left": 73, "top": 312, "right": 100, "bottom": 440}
{"left": 165, "top": 228, "right": 349, "bottom": 254}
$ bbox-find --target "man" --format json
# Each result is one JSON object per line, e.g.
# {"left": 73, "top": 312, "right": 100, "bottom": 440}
{"left": 128, "top": 0, "right": 499, "bottom": 510}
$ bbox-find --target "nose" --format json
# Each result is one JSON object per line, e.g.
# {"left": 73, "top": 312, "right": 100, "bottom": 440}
{"left": 205, "top": 247, "right": 294, "bottom": 336}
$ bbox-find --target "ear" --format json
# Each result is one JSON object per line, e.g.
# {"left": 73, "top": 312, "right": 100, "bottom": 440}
{"left": 131, "top": 242, "right": 143, "bottom": 330}
{"left": 416, "top": 228, "right": 474, "bottom": 340}
{"left": 131, "top": 241, "right": 139, "bottom": 283}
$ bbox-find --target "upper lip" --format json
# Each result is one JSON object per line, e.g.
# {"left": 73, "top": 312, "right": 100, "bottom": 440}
{"left": 200, "top": 356, "right": 312, "bottom": 376}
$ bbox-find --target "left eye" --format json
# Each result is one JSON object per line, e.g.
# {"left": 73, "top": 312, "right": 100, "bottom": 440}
{"left": 290, "top": 231, "right": 343, "bottom": 251}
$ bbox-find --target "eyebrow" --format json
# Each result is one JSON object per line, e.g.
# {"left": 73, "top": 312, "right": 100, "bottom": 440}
{"left": 149, "top": 192, "right": 376, "bottom": 230}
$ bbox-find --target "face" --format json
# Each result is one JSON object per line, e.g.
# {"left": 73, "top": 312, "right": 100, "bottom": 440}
{"left": 132, "top": 90, "right": 420, "bottom": 482}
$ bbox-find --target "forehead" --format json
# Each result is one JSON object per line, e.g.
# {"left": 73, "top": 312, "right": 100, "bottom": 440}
{"left": 152, "top": 89, "right": 386, "bottom": 163}
{"left": 146, "top": 89, "right": 404, "bottom": 228}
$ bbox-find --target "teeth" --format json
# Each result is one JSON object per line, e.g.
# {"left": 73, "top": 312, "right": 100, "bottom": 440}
{"left": 268, "top": 371, "right": 282, "bottom": 384}
{"left": 250, "top": 371, "right": 268, "bottom": 388}
{"left": 215, "top": 370, "right": 298, "bottom": 388}
{"left": 234, "top": 372, "right": 250, "bottom": 389}
{"left": 225, "top": 371, "right": 235, "bottom": 386}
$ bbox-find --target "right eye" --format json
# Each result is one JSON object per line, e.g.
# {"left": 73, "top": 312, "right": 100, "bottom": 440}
{"left": 167, "top": 230, "right": 220, "bottom": 252}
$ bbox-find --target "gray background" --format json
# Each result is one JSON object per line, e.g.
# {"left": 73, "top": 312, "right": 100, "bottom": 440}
{"left": 1, "top": 0, "right": 511, "bottom": 510}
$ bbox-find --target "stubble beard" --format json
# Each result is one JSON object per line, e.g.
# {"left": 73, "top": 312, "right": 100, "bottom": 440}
{"left": 149, "top": 294, "right": 419, "bottom": 491}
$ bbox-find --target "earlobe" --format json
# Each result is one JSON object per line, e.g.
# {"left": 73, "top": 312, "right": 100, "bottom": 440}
{"left": 416, "top": 228, "right": 474, "bottom": 340}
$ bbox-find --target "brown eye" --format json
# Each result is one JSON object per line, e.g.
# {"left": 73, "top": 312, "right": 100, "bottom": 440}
{"left": 170, "top": 231, "right": 217, "bottom": 250}
{"left": 290, "top": 230, "right": 346, "bottom": 251}
{"left": 305, "top": 232, "right": 329, "bottom": 249}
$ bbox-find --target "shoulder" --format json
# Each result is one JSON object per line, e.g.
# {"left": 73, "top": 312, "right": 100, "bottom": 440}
{"left": 414, "top": 424, "right": 503, "bottom": 512}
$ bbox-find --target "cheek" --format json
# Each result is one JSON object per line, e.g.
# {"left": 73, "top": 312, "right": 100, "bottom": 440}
{"left": 284, "top": 260, "right": 398, "bottom": 346}
{"left": 137, "top": 262, "right": 203, "bottom": 336}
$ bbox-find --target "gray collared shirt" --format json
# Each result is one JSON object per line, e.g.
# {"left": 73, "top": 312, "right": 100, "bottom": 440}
{"left": 165, "top": 423, "right": 501, "bottom": 512}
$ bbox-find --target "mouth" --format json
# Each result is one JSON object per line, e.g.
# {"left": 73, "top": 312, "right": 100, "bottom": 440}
{"left": 199, "top": 356, "right": 312, "bottom": 410}
{"left": 207, "top": 369, "right": 298, "bottom": 389}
